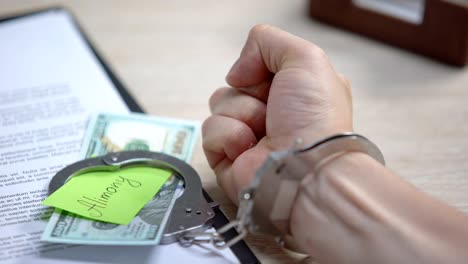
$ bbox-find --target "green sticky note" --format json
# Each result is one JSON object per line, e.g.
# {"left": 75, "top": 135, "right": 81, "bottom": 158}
{"left": 43, "top": 166, "right": 171, "bottom": 225}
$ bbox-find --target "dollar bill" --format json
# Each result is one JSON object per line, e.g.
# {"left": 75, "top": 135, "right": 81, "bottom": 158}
{"left": 81, "top": 112, "right": 199, "bottom": 161}
{"left": 41, "top": 112, "right": 199, "bottom": 245}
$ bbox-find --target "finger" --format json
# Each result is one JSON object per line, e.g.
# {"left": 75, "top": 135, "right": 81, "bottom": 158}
{"left": 209, "top": 87, "right": 266, "bottom": 139}
{"left": 237, "top": 77, "right": 272, "bottom": 104}
{"left": 212, "top": 158, "right": 237, "bottom": 202}
{"left": 217, "top": 142, "right": 271, "bottom": 204}
{"left": 226, "top": 24, "right": 330, "bottom": 88}
{"left": 202, "top": 115, "right": 257, "bottom": 169}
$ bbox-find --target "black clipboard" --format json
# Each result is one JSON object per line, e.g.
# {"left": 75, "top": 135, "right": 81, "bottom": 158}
{"left": 0, "top": 7, "right": 259, "bottom": 264}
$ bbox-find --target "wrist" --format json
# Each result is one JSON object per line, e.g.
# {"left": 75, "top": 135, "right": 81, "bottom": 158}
{"left": 290, "top": 152, "right": 408, "bottom": 262}
{"left": 293, "top": 150, "right": 468, "bottom": 263}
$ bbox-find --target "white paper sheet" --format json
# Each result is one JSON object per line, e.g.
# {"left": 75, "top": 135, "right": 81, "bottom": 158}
{"left": 0, "top": 9, "right": 239, "bottom": 264}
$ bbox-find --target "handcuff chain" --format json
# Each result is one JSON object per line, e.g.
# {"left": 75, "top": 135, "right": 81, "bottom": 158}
{"left": 178, "top": 220, "right": 249, "bottom": 249}
{"left": 178, "top": 190, "right": 254, "bottom": 249}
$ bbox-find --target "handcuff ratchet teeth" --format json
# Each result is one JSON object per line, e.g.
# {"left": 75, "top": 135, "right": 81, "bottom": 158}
{"left": 48, "top": 150, "right": 217, "bottom": 246}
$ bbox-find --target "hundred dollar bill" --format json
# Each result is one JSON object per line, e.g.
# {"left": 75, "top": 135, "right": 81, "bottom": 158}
{"left": 41, "top": 112, "right": 199, "bottom": 245}
{"left": 81, "top": 112, "right": 199, "bottom": 161}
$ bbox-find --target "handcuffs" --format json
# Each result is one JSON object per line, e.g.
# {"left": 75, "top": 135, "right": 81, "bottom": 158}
{"left": 48, "top": 132, "right": 385, "bottom": 249}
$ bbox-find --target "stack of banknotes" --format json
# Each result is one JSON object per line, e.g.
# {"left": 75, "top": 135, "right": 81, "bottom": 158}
{"left": 41, "top": 113, "right": 200, "bottom": 245}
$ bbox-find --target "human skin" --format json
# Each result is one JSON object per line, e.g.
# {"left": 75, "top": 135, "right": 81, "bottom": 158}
{"left": 202, "top": 25, "right": 468, "bottom": 263}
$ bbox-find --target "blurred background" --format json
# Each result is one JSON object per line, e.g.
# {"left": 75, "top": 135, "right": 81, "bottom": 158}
{"left": 1, "top": 1, "right": 467, "bottom": 262}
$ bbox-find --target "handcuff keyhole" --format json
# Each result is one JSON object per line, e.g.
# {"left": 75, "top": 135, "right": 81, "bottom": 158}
{"left": 275, "top": 164, "right": 285, "bottom": 174}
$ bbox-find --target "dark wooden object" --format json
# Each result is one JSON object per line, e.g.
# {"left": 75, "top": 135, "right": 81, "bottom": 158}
{"left": 309, "top": 0, "right": 468, "bottom": 66}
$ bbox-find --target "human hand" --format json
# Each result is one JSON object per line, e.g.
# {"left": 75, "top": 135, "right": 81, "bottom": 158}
{"left": 202, "top": 24, "right": 353, "bottom": 203}
{"left": 203, "top": 25, "right": 468, "bottom": 263}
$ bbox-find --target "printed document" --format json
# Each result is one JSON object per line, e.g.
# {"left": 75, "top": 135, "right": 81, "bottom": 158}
{"left": 0, "top": 9, "right": 238, "bottom": 264}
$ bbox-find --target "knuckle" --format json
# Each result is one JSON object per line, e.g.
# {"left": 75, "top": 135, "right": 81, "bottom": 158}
{"left": 208, "top": 87, "right": 229, "bottom": 112}
{"left": 305, "top": 43, "right": 328, "bottom": 62}
{"left": 249, "top": 24, "right": 274, "bottom": 38}
{"left": 201, "top": 116, "right": 214, "bottom": 137}
{"left": 289, "top": 40, "right": 330, "bottom": 67}
{"left": 250, "top": 24, "right": 272, "bottom": 34}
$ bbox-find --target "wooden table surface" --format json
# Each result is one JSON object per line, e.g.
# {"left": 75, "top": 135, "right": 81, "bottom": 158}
{"left": 2, "top": 1, "right": 468, "bottom": 263}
